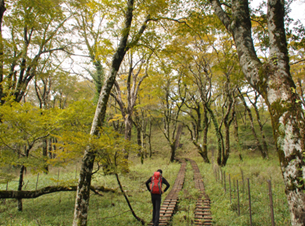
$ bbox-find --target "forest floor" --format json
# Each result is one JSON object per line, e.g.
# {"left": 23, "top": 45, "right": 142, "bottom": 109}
{"left": 0, "top": 127, "right": 290, "bottom": 225}
{"left": 0, "top": 149, "right": 290, "bottom": 226}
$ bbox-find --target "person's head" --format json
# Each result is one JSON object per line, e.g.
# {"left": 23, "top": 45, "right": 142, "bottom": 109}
{"left": 157, "top": 169, "right": 163, "bottom": 174}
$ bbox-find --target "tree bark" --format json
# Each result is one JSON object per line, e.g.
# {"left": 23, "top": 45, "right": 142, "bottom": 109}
{"left": 210, "top": 0, "right": 305, "bottom": 224}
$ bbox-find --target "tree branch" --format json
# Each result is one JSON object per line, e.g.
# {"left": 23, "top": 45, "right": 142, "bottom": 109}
{"left": 0, "top": 185, "right": 116, "bottom": 199}
{"left": 115, "top": 173, "right": 145, "bottom": 225}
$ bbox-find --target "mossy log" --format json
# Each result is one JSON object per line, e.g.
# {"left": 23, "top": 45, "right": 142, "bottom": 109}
{"left": 0, "top": 185, "right": 116, "bottom": 199}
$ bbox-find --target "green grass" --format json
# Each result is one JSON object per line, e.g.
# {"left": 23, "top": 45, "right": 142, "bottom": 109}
{"left": 0, "top": 127, "right": 291, "bottom": 226}
{"left": 0, "top": 157, "right": 181, "bottom": 226}
{"left": 196, "top": 153, "right": 290, "bottom": 226}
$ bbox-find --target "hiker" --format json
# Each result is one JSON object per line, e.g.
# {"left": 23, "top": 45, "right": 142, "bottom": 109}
{"left": 145, "top": 169, "right": 170, "bottom": 226}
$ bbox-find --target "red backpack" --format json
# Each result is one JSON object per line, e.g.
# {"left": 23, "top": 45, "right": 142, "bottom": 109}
{"left": 150, "top": 171, "right": 162, "bottom": 194}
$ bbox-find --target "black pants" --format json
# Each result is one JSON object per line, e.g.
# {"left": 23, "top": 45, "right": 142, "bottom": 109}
{"left": 151, "top": 194, "right": 161, "bottom": 226}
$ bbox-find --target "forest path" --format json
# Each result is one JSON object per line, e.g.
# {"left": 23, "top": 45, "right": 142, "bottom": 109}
{"left": 186, "top": 158, "right": 212, "bottom": 226}
{"left": 149, "top": 158, "right": 212, "bottom": 226}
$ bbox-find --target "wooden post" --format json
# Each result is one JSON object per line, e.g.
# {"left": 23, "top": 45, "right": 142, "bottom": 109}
{"left": 241, "top": 168, "right": 244, "bottom": 194}
{"left": 224, "top": 171, "right": 226, "bottom": 193}
{"left": 229, "top": 174, "right": 231, "bottom": 203}
{"left": 247, "top": 178, "right": 252, "bottom": 226}
{"left": 36, "top": 173, "right": 39, "bottom": 190}
{"left": 237, "top": 180, "right": 240, "bottom": 216}
{"left": 268, "top": 180, "right": 275, "bottom": 226}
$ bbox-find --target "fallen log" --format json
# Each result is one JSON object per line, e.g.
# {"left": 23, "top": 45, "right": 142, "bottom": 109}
{"left": 0, "top": 185, "right": 116, "bottom": 199}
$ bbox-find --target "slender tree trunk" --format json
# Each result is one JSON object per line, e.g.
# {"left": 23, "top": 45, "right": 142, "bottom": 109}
{"left": 137, "top": 125, "right": 141, "bottom": 153}
{"left": 170, "top": 144, "right": 176, "bottom": 163}
{"left": 206, "top": 104, "right": 224, "bottom": 165}
{"left": 250, "top": 96, "right": 269, "bottom": 155}
{"left": 0, "top": 0, "right": 6, "bottom": 105}
{"left": 195, "top": 143, "right": 210, "bottom": 163}
{"left": 170, "top": 124, "right": 183, "bottom": 162}
{"left": 52, "top": 138, "right": 57, "bottom": 159}
{"left": 222, "top": 122, "right": 229, "bottom": 166}
{"left": 239, "top": 91, "right": 267, "bottom": 158}
{"left": 73, "top": 3, "right": 133, "bottom": 225}
{"left": 201, "top": 107, "right": 210, "bottom": 163}
{"left": 42, "top": 138, "right": 49, "bottom": 173}
{"left": 141, "top": 118, "right": 147, "bottom": 158}
{"left": 233, "top": 113, "right": 243, "bottom": 161}
{"left": 148, "top": 118, "right": 152, "bottom": 158}
{"left": 48, "top": 137, "right": 53, "bottom": 159}
{"left": 73, "top": 1, "right": 151, "bottom": 224}
{"left": 124, "top": 114, "right": 133, "bottom": 161}
{"left": 210, "top": 0, "right": 305, "bottom": 224}
{"left": 17, "top": 165, "right": 25, "bottom": 211}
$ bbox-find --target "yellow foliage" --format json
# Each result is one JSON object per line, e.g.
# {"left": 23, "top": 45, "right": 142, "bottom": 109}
{"left": 108, "top": 114, "right": 124, "bottom": 123}
{"left": 51, "top": 127, "right": 139, "bottom": 174}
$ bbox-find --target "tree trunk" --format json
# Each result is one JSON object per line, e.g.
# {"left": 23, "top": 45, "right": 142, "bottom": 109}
{"left": 202, "top": 108, "right": 208, "bottom": 154}
{"left": 73, "top": 4, "right": 133, "bottom": 225}
{"left": 249, "top": 93, "right": 269, "bottom": 156}
{"left": 0, "top": 0, "right": 5, "bottom": 105}
{"left": 233, "top": 113, "right": 243, "bottom": 161}
{"left": 137, "top": 125, "right": 141, "bottom": 153}
{"left": 210, "top": 0, "right": 305, "bottom": 224}
{"left": 199, "top": 107, "right": 210, "bottom": 163}
{"left": 42, "top": 138, "right": 49, "bottom": 173}
{"left": 141, "top": 117, "right": 147, "bottom": 158}
{"left": 206, "top": 104, "right": 224, "bottom": 165}
{"left": 170, "top": 144, "right": 176, "bottom": 163}
{"left": 48, "top": 137, "right": 53, "bottom": 159}
{"left": 239, "top": 90, "right": 267, "bottom": 158}
{"left": 124, "top": 114, "right": 133, "bottom": 160}
{"left": 170, "top": 124, "right": 183, "bottom": 162}
{"left": 73, "top": 1, "right": 151, "bottom": 224}
{"left": 148, "top": 118, "right": 152, "bottom": 158}
{"left": 17, "top": 165, "right": 25, "bottom": 211}
{"left": 222, "top": 121, "right": 230, "bottom": 166}
{"left": 52, "top": 138, "right": 57, "bottom": 159}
